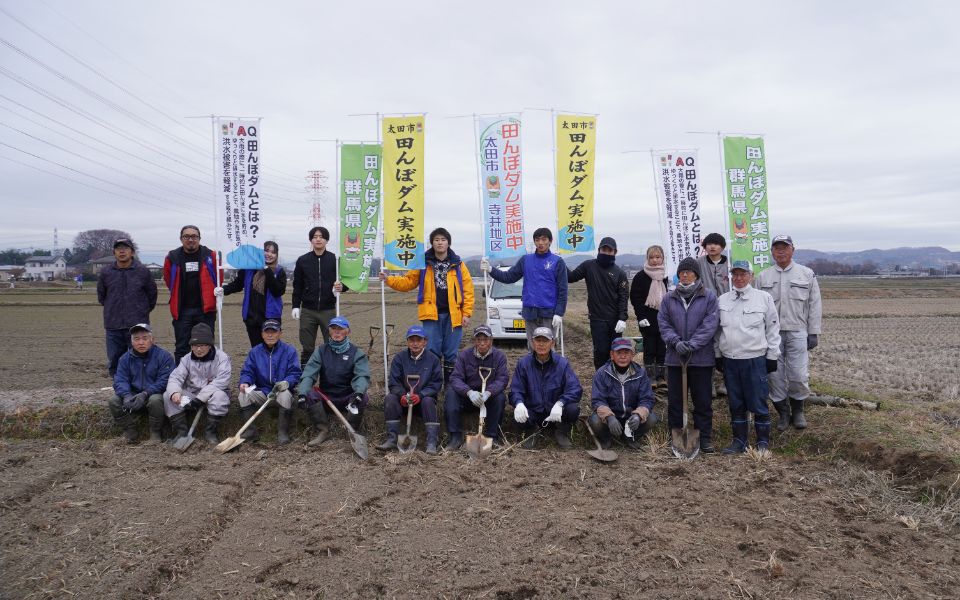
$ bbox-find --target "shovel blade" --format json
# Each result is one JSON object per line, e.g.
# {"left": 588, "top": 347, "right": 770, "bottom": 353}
{"left": 349, "top": 431, "right": 369, "bottom": 460}
{"left": 587, "top": 448, "right": 618, "bottom": 462}
{"left": 464, "top": 434, "right": 493, "bottom": 460}
{"left": 397, "top": 434, "right": 417, "bottom": 454}
{"left": 215, "top": 435, "right": 245, "bottom": 454}
{"left": 173, "top": 435, "right": 195, "bottom": 452}
{"left": 670, "top": 427, "right": 700, "bottom": 459}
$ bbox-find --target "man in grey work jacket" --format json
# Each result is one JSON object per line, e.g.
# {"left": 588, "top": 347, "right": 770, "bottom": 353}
{"left": 755, "top": 235, "right": 822, "bottom": 431}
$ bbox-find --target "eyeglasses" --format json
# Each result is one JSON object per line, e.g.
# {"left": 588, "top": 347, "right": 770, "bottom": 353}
{"left": 181, "top": 234, "right": 200, "bottom": 240}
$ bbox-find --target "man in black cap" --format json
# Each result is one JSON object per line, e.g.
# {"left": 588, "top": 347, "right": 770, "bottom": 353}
{"left": 109, "top": 324, "right": 174, "bottom": 443}
{"left": 567, "top": 236, "right": 630, "bottom": 369}
{"left": 97, "top": 238, "right": 157, "bottom": 378}
{"left": 444, "top": 324, "right": 510, "bottom": 449}
{"left": 163, "top": 323, "right": 233, "bottom": 444}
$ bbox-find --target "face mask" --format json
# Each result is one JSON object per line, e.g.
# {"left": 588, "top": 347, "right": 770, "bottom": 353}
{"left": 597, "top": 253, "right": 615, "bottom": 267}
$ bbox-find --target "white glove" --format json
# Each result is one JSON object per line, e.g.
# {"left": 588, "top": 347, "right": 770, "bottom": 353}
{"left": 480, "top": 390, "right": 491, "bottom": 403}
{"left": 638, "top": 319, "right": 650, "bottom": 328}
{"left": 513, "top": 403, "right": 528, "bottom": 424}
{"left": 615, "top": 320, "right": 627, "bottom": 334}
{"left": 213, "top": 286, "right": 224, "bottom": 298}
{"left": 480, "top": 257, "right": 491, "bottom": 273}
{"left": 552, "top": 314, "right": 562, "bottom": 330}
{"left": 467, "top": 390, "right": 483, "bottom": 407}
{"left": 291, "top": 308, "right": 301, "bottom": 320}
{"left": 178, "top": 394, "right": 192, "bottom": 408}
{"left": 545, "top": 400, "right": 563, "bottom": 423}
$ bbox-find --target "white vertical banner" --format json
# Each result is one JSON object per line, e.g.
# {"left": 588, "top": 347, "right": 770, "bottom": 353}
{"left": 477, "top": 116, "right": 526, "bottom": 259}
{"left": 652, "top": 150, "right": 702, "bottom": 278}
{"left": 216, "top": 118, "right": 264, "bottom": 269}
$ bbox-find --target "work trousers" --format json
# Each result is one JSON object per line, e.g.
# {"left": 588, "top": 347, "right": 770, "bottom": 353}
{"left": 299, "top": 307, "right": 336, "bottom": 365}
{"left": 444, "top": 389, "right": 506, "bottom": 437}
{"left": 384, "top": 393, "right": 438, "bottom": 424}
{"left": 769, "top": 330, "right": 810, "bottom": 402}
{"left": 665, "top": 365, "right": 713, "bottom": 438}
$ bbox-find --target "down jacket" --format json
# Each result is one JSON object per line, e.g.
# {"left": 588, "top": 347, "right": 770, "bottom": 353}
{"left": 385, "top": 248, "right": 474, "bottom": 327}
{"left": 657, "top": 286, "right": 720, "bottom": 368}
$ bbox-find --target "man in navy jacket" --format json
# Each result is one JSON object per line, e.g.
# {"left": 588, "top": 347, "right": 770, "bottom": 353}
{"left": 445, "top": 324, "right": 510, "bottom": 449}
{"left": 589, "top": 338, "right": 658, "bottom": 449}
{"left": 97, "top": 238, "right": 157, "bottom": 377}
{"left": 109, "top": 324, "right": 174, "bottom": 444}
{"left": 510, "top": 326, "right": 582, "bottom": 449}
{"left": 238, "top": 319, "right": 302, "bottom": 444}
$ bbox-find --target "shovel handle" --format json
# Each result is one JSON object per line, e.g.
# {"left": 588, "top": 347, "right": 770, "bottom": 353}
{"left": 581, "top": 418, "right": 605, "bottom": 451}
{"left": 324, "top": 399, "right": 357, "bottom": 433}
{"left": 186, "top": 407, "right": 204, "bottom": 437}
{"left": 233, "top": 395, "right": 274, "bottom": 438}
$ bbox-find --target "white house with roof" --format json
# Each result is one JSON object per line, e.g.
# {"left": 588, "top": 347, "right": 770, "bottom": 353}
{"left": 24, "top": 255, "right": 67, "bottom": 280}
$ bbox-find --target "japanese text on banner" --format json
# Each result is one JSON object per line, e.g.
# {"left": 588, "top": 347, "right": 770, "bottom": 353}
{"left": 215, "top": 118, "right": 263, "bottom": 269}
{"left": 478, "top": 116, "right": 525, "bottom": 259}
{"left": 653, "top": 151, "right": 701, "bottom": 278}
{"left": 382, "top": 116, "right": 425, "bottom": 270}
{"left": 722, "top": 136, "right": 770, "bottom": 269}
{"left": 555, "top": 115, "right": 596, "bottom": 254}
{"left": 339, "top": 144, "right": 382, "bottom": 292}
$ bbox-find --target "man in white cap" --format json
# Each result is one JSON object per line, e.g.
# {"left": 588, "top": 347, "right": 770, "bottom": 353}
{"left": 756, "top": 235, "right": 822, "bottom": 431}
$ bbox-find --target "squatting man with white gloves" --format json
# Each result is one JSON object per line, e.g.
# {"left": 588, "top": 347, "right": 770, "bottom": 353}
{"left": 509, "top": 326, "right": 582, "bottom": 449}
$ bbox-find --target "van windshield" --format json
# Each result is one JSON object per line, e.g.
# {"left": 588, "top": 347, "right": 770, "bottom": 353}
{"left": 490, "top": 278, "right": 523, "bottom": 300}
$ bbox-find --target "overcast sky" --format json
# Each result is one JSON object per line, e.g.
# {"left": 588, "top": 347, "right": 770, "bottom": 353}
{"left": 1, "top": 0, "right": 958, "bottom": 264}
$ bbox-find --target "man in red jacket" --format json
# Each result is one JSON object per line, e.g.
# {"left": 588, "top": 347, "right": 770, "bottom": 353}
{"left": 163, "top": 225, "right": 221, "bottom": 363}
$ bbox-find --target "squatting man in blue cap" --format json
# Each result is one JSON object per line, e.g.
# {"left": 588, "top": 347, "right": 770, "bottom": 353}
{"left": 108, "top": 323, "right": 174, "bottom": 444}
{"left": 589, "top": 337, "right": 658, "bottom": 449}
{"left": 164, "top": 323, "right": 233, "bottom": 444}
{"left": 444, "top": 324, "right": 510, "bottom": 450}
{"left": 297, "top": 316, "right": 371, "bottom": 445}
{"left": 237, "top": 319, "right": 302, "bottom": 444}
{"left": 510, "top": 326, "right": 582, "bottom": 449}
{"left": 377, "top": 325, "right": 444, "bottom": 455}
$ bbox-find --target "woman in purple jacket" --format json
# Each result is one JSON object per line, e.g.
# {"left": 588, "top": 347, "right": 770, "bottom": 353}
{"left": 657, "top": 257, "right": 720, "bottom": 453}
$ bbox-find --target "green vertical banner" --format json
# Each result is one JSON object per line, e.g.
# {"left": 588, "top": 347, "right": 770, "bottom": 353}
{"left": 339, "top": 143, "right": 382, "bottom": 292}
{"left": 722, "top": 136, "right": 771, "bottom": 270}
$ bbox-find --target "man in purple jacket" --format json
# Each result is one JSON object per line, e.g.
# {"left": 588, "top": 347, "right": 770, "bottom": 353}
{"left": 97, "top": 238, "right": 157, "bottom": 378}
{"left": 444, "top": 325, "right": 510, "bottom": 449}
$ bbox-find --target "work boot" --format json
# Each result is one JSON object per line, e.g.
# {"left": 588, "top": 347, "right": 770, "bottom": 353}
{"left": 203, "top": 414, "right": 221, "bottom": 445}
{"left": 587, "top": 414, "right": 613, "bottom": 449}
{"left": 521, "top": 428, "right": 539, "bottom": 449}
{"left": 790, "top": 399, "right": 807, "bottom": 430}
{"left": 722, "top": 421, "right": 749, "bottom": 455}
{"left": 239, "top": 405, "right": 259, "bottom": 442}
{"left": 773, "top": 401, "right": 791, "bottom": 432}
{"left": 277, "top": 408, "right": 294, "bottom": 445}
{"left": 755, "top": 418, "right": 771, "bottom": 451}
{"left": 147, "top": 413, "right": 164, "bottom": 444}
{"left": 655, "top": 364, "right": 667, "bottom": 388}
{"left": 120, "top": 414, "right": 138, "bottom": 444}
{"left": 425, "top": 423, "right": 440, "bottom": 455}
{"left": 554, "top": 421, "right": 574, "bottom": 450}
{"left": 377, "top": 420, "right": 400, "bottom": 450}
{"left": 699, "top": 437, "right": 716, "bottom": 454}
{"left": 306, "top": 403, "right": 329, "bottom": 446}
{"left": 447, "top": 431, "right": 465, "bottom": 450}
{"left": 442, "top": 363, "right": 454, "bottom": 387}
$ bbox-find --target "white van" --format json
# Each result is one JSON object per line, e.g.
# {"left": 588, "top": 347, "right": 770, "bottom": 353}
{"left": 482, "top": 268, "right": 526, "bottom": 340}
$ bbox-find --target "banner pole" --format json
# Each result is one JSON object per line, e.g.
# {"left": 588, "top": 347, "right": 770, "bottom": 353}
{"left": 716, "top": 131, "right": 733, "bottom": 289}
{"left": 550, "top": 108, "right": 564, "bottom": 357}
{"left": 377, "top": 113, "right": 389, "bottom": 385}
{"left": 335, "top": 139, "right": 341, "bottom": 317}
{"left": 210, "top": 115, "right": 224, "bottom": 351}
{"left": 471, "top": 114, "right": 490, "bottom": 327}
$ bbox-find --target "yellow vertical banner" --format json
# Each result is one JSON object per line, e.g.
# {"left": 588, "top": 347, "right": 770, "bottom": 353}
{"left": 555, "top": 114, "right": 597, "bottom": 253}
{"left": 382, "top": 115, "right": 426, "bottom": 270}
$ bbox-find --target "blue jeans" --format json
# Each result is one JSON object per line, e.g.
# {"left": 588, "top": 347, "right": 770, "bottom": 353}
{"left": 723, "top": 356, "right": 770, "bottom": 421}
{"left": 421, "top": 313, "right": 463, "bottom": 366}
{"left": 105, "top": 328, "right": 129, "bottom": 377}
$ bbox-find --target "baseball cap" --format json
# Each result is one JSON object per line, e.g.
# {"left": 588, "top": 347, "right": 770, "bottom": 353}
{"left": 598, "top": 236, "right": 617, "bottom": 251}
{"left": 730, "top": 260, "right": 753, "bottom": 273}
{"left": 532, "top": 326, "right": 554, "bottom": 340}
{"left": 405, "top": 325, "right": 426, "bottom": 339}
{"left": 329, "top": 316, "right": 350, "bottom": 329}
{"left": 771, "top": 234, "right": 793, "bottom": 247}
{"left": 113, "top": 238, "right": 134, "bottom": 249}
{"left": 261, "top": 319, "right": 282, "bottom": 331}
{"left": 473, "top": 324, "right": 493, "bottom": 337}
{"left": 129, "top": 323, "right": 151, "bottom": 335}
{"left": 610, "top": 337, "right": 634, "bottom": 352}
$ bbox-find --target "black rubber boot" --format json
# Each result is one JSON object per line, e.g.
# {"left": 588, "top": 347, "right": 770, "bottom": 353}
{"left": 699, "top": 437, "right": 716, "bottom": 454}
{"left": 587, "top": 414, "right": 612, "bottom": 449}
{"left": 306, "top": 403, "right": 329, "bottom": 446}
{"left": 147, "top": 413, "right": 164, "bottom": 444}
{"left": 168, "top": 413, "right": 189, "bottom": 445}
{"left": 790, "top": 399, "right": 807, "bottom": 430}
{"left": 345, "top": 411, "right": 362, "bottom": 432}
{"left": 120, "top": 414, "right": 138, "bottom": 444}
{"left": 203, "top": 414, "right": 221, "bottom": 445}
{"left": 277, "top": 408, "right": 294, "bottom": 445}
{"left": 447, "top": 431, "right": 465, "bottom": 450}
{"left": 425, "top": 423, "right": 440, "bottom": 455}
{"left": 554, "top": 421, "right": 574, "bottom": 450}
{"left": 755, "top": 418, "right": 771, "bottom": 451}
{"left": 774, "top": 401, "right": 791, "bottom": 432}
{"left": 655, "top": 364, "right": 667, "bottom": 388}
{"left": 377, "top": 420, "right": 400, "bottom": 450}
{"left": 644, "top": 364, "right": 658, "bottom": 387}
{"left": 239, "top": 405, "right": 259, "bottom": 441}
{"left": 442, "top": 363, "right": 454, "bottom": 387}
{"left": 722, "top": 421, "right": 749, "bottom": 455}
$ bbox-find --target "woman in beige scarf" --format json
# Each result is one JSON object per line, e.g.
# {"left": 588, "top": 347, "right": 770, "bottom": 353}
{"left": 629, "top": 245, "right": 669, "bottom": 386}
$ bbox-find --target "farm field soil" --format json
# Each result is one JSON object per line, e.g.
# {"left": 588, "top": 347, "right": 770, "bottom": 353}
{"left": 1, "top": 282, "right": 959, "bottom": 598}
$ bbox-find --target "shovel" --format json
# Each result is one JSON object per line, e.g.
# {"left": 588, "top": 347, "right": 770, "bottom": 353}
{"left": 671, "top": 360, "right": 700, "bottom": 459}
{"left": 582, "top": 418, "right": 618, "bottom": 462}
{"left": 172, "top": 407, "right": 204, "bottom": 452}
{"left": 397, "top": 374, "right": 420, "bottom": 454}
{"left": 215, "top": 382, "right": 283, "bottom": 454}
{"left": 321, "top": 395, "right": 368, "bottom": 460}
{"left": 464, "top": 367, "right": 494, "bottom": 459}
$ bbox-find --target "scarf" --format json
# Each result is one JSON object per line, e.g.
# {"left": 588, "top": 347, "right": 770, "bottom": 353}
{"left": 329, "top": 338, "right": 351, "bottom": 355}
{"left": 642, "top": 262, "right": 667, "bottom": 310}
{"left": 252, "top": 268, "right": 268, "bottom": 295}
{"left": 597, "top": 253, "right": 615, "bottom": 267}
{"left": 676, "top": 279, "right": 703, "bottom": 301}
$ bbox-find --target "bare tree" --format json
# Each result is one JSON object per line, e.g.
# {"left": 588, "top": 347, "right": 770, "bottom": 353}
{"left": 72, "top": 229, "right": 133, "bottom": 261}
